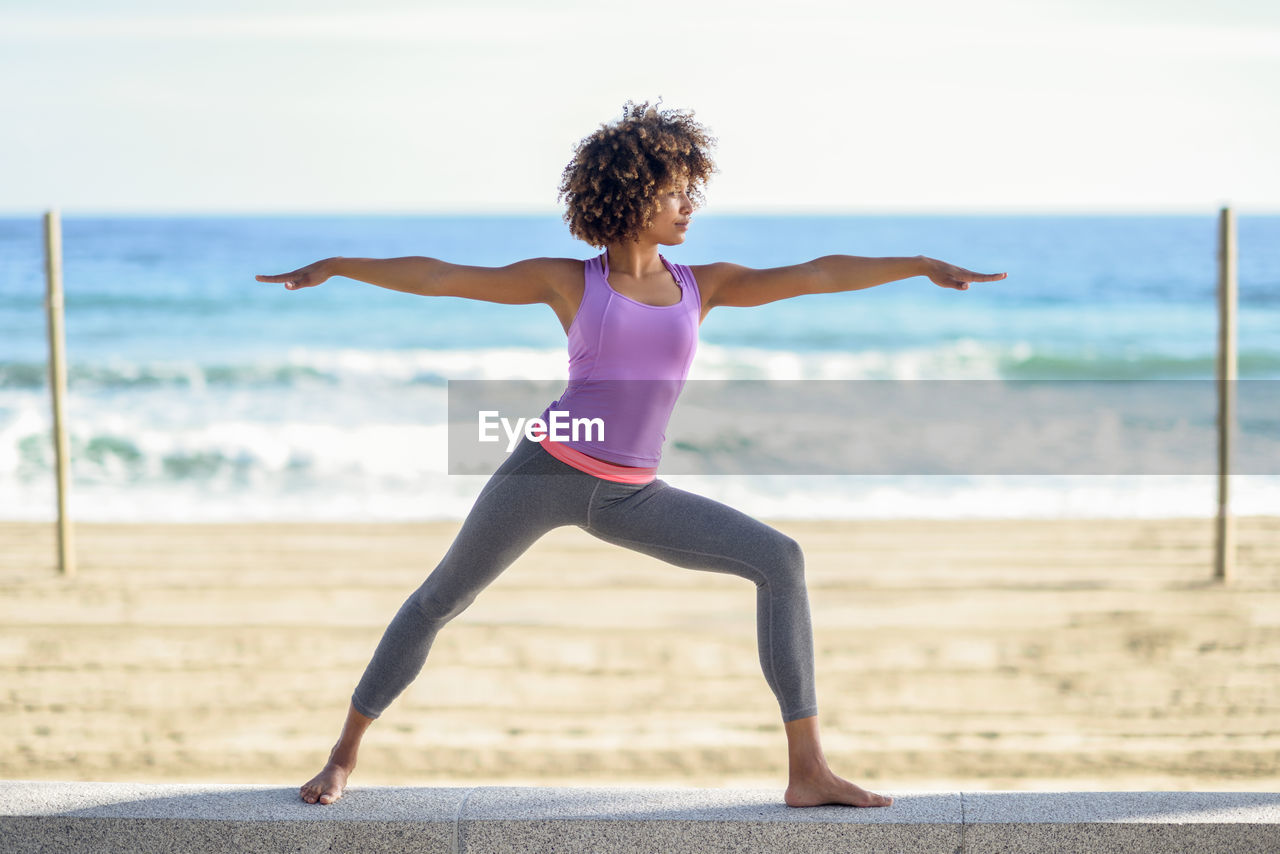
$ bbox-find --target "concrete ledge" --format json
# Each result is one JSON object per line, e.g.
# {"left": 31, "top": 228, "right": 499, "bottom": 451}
{"left": 2, "top": 782, "right": 1278, "bottom": 854}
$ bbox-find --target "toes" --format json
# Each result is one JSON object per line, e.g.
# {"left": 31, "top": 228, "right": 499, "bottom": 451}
{"left": 852, "top": 785, "right": 892, "bottom": 808}
{"left": 300, "top": 770, "right": 345, "bottom": 806}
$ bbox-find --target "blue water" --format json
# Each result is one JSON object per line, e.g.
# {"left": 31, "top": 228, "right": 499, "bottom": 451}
{"left": 2, "top": 214, "right": 1278, "bottom": 520}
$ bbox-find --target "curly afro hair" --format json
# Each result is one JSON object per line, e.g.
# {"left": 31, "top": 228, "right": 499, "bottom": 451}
{"left": 558, "top": 100, "right": 717, "bottom": 248}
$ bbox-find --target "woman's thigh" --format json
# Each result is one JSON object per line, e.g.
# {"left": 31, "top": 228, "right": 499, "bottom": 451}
{"left": 581, "top": 478, "right": 804, "bottom": 585}
{"left": 418, "top": 438, "right": 597, "bottom": 609}
{"left": 580, "top": 477, "right": 817, "bottom": 721}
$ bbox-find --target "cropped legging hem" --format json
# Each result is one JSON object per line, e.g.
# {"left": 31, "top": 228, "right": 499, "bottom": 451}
{"left": 350, "top": 693, "right": 380, "bottom": 721}
{"left": 350, "top": 435, "right": 819, "bottom": 723}
{"left": 781, "top": 706, "right": 819, "bottom": 723}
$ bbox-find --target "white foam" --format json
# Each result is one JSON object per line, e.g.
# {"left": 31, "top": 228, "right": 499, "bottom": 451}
{"left": 690, "top": 338, "right": 1014, "bottom": 381}
{"left": 283, "top": 346, "right": 572, "bottom": 383}
{"left": 5, "top": 338, "right": 1276, "bottom": 522}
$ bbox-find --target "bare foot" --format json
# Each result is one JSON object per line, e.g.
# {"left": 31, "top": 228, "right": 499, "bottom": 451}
{"left": 299, "top": 760, "right": 352, "bottom": 805}
{"left": 785, "top": 767, "right": 893, "bottom": 808}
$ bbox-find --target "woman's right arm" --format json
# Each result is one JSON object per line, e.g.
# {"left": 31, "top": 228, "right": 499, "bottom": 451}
{"left": 256, "top": 256, "right": 578, "bottom": 308}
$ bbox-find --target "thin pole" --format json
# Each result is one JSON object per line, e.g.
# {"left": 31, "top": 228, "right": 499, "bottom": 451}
{"left": 1214, "top": 206, "right": 1237, "bottom": 584}
{"left": 44, "top": 209, "right": 75, "bottom": 578}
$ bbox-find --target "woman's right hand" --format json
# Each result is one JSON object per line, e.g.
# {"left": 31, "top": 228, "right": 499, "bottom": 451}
{"left": 256, "top": 259, "right": 335, "bottom": 290}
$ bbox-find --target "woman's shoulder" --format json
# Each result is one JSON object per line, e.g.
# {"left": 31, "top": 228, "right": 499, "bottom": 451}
{"left": 517, "top": 258, "right": 588, "bottom": 327}
{"left": 684, "top": 261, "right": 738, "bottom": 292}
{"left": 685, "top": 261, "right": 735, "bottom": 278}
{"left": 517, "top": 256, "right": 587, "bottom": 271}
{"left": 519, "top": 256, "right": 589, "bottom": 280}
{"left": 499, "top": 256, "right": 587, "bottom": 294}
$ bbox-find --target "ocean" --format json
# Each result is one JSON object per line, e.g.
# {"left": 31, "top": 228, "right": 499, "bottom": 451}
{"left": 2, "top": 213, "right": 1278, "bottom": 521}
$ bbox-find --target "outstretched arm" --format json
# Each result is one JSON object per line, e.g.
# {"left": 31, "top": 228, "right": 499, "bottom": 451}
{"left": 255, "top": 256, "right": 577, "bottom": 306}
{"left": 695, "top": 256, "right": 1008, "bottom": 309}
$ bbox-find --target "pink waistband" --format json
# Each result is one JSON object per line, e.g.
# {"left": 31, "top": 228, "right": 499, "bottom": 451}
{"left": 537, "top": 436, "right": 657, "bottom": 484}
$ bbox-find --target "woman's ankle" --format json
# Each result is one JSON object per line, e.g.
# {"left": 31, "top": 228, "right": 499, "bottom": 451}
{"left": 787, "top": 753, "right": 830, "bottom": 777}
{"left": 327, "top": 744, "right": 359, "bottom": 771}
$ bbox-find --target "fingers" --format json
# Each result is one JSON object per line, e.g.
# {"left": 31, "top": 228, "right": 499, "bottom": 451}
{"left": 944, "top": 270, "right": 1008, "bottom": 290}
{"left": 957, "top": 270, "right": 1007, "bottom": 283}
{"left": 256, "top": 272, "right": 308, "bottom": 289}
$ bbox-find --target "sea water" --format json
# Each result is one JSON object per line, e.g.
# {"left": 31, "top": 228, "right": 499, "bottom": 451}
{"left": 1, "top": 213, "right": 1277, "bottom": 521}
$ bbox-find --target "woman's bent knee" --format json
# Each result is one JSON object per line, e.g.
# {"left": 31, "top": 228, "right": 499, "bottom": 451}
{"left": 408, "top": 585, "right": 476, "bottom": 625}
{"left": 774, "top": 533, "right": 806, "bottom": 583}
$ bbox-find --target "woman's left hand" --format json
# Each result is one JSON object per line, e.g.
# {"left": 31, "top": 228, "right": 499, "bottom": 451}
{"left": 922, "top": 257, "right": 1008, "bottom": 291}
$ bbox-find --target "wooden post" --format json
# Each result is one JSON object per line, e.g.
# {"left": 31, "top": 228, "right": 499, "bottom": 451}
{"left": 44, "top": 209, "right": 75, "bottom": 578}
{"left": 1214, "top": 206, "right": 1237, "bottom": 584}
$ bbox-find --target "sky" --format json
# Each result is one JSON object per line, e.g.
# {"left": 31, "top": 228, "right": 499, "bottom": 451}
{"left": 2, "top": 0, "right": 1278, "bottom": 214}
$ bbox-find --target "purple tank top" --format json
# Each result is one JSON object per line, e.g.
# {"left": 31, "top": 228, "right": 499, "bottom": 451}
{"left": 538, "top": 252, "right": 700, "bottom": 466}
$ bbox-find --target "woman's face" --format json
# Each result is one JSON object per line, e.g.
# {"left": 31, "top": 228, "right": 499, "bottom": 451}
{"left": 640, "top": 177, "right": 694, "bottom": 246}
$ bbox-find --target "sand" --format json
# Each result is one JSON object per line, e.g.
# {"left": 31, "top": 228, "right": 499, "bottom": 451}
{"left": 2, "top": 517, "right": 1278, "bottom": 793}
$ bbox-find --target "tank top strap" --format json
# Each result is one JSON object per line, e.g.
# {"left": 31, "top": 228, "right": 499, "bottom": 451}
{"left": 666, "top": 258, "right": 700, "bottom": 309}
{"left": 573, "top": 252, "right": 601, "bottom": 300}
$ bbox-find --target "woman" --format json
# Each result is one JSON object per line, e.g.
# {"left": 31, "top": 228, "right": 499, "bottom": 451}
{"left": 257, "top": 101, "right": 1006, "bottom": 809}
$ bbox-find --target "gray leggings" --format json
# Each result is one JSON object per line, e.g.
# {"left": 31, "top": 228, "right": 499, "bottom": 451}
{"left": 351, "top": 435, "right": 818, "bottom": 723}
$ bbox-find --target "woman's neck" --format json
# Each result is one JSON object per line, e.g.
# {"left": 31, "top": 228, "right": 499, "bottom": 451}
{"left": 604, "top": 242, "right": 664, "bottom": 279}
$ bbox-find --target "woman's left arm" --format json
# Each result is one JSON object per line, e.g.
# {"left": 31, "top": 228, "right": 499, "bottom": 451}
{"left": 695, "top": 256, "right": 1007, "bottom": 308}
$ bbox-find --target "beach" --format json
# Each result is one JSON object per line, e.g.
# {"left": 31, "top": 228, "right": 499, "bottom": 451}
{"left": 3, "top": 516, "right": 1278, "bottom": 793}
